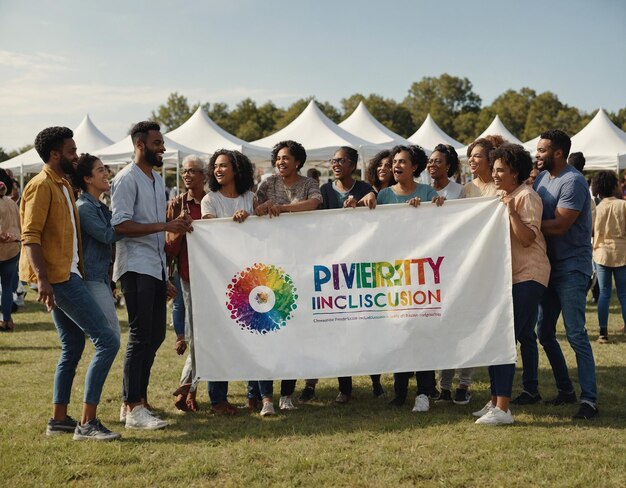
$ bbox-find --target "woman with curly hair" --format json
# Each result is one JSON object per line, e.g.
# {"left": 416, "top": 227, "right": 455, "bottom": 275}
{"left": 427, "top": 144, "right": 465, "bottom": 200}
{"left": 464, "top": 138, "right": 498, "bottom": 198}
{"left": 473, "top": 143, "right": 549, "bottom": 425}
{"left": 365, "top": 149, "right": 394, "bottom": 193}
{"left": 199, "top": 150, "right": 257, "bottom": 415}
{"left": 591, "top": 170, "right": 626, "bottom": 343}
{"left": 0, "top": 169, "right": 20, "bottom": 332}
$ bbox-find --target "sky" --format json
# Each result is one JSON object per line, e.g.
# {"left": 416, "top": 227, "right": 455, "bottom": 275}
{"left": 1, "top": 0, "right": 625, "bottom": 152}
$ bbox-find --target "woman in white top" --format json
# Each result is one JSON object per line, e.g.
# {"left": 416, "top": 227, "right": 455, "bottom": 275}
{"left": 200, "top": 150, "right": 256, "bottom": 416}
{"left": 427, "top": 144, "right": 465, "bottom": 200}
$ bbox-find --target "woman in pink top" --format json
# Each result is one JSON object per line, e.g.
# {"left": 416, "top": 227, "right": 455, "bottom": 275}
{"left": 473, "top": 143, "right": 550, "bottom": 425}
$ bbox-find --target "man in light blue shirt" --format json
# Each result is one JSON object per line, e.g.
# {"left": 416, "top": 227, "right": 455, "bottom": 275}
{"left": 533, "top": 129, "right": 597, "bottom": 420}
{"left": 111, "top": 121, "right": 192, "bottom": 430}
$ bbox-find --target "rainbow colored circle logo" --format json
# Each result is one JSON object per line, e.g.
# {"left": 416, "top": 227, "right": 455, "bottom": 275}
{"left": 226, "top": 263, "right": 298, "bottom": 334}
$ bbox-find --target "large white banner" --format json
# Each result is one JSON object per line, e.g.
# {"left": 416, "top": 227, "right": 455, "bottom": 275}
{"left": 187, "top": 197, "right": 515, "bottom": 381}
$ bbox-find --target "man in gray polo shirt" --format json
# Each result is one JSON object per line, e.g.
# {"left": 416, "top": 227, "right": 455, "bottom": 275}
{"left": 111, "top": 121, "right": 192, "bottom": 430}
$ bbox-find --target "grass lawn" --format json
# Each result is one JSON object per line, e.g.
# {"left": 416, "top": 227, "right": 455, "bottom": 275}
{"left": 0, "top": 290, "right": 625, "bottom": 487}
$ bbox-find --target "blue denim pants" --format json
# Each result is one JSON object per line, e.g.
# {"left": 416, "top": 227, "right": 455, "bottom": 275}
{"left": 0, "top": 253, "right": 19, "bottom": 321}
{"left": 247, "top": 380, "right": 274, "bottom": 400}
{"left": 489, "top": 280, "right": 545, "bottom": 398}
{"left": 537, "top": 271, "right": 597, "bottom": 404}
{"left": 51, "top": 273, "right": 120, "bottom": 405}
{"left": 596, "top": 264, "right": 626, "bottom": 330}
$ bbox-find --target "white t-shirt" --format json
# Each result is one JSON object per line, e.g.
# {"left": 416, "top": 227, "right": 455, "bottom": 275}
{"left": 201, "top": 190, "right": 255, "bottom": 218}
{"left": 436, "top": 180, "right": 465, "bottom": 200}
{"left": 62, "top": 186, "right": 82, "bottom": 277}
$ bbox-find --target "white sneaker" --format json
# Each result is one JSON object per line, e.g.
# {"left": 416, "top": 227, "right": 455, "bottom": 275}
{"left": 412, "top": 394, "right": 430, "bottom": 412}
{"left": 472, "top": 401, "right": 495, "bottom": 418}
{"left": 279, "top": 396, "right": 297, "bottom": 410}
{"left": 119, "top": 404, "right": 127, "bottom": 423}
{"left": 260, "top": 401, "right": 275, "bottom": 417}
{"left": 475, "top": 406, "right": 514, "bottom": 425}
{"left": 125, "top": 405, "right": 168, "bottom": 430}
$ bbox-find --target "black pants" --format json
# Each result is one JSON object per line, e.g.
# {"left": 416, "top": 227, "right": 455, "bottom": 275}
{"left": 121, "top": 272, "right": 167, "bottom": 404}
{"left": 393, "top": 371, "right": 436, "bottom": 400}
{"left": 337, "top": 374, "right": 382, "bottom": 395}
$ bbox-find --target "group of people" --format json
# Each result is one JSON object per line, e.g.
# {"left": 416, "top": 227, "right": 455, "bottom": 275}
{"left": 11, "top": 120, "right": 624, "bottom": 441}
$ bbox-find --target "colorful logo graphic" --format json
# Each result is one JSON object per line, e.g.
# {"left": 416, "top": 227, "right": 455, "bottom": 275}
{"left": 226, "top": 263, "right": 298, "bottom": 333}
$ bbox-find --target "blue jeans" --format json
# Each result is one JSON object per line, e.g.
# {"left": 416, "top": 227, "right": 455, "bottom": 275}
{"left": 537, "top": 271, "right": 597, "bottom": 404}
{"left": 51, "top": 273, "right": 120, "bottom": 405}
{"left": 248, "top": 380, "right": 274, "bottom": 400}
{"left": 596, "top": 264, "right": 626, "bottom": 330}
{"left": 208, "top": 382, "right": 229, "bottom": 405}
{"left": 489, "top": 280, "right": 545, "bottom": 398}
{"left": 84, "top": 280, "right": 120, "bottom": 341}
{"left": 0, "top": 253, "right": 18, "bottom": 321}
{"left": 171, "top": 271, "right": 185, "bottom": 337}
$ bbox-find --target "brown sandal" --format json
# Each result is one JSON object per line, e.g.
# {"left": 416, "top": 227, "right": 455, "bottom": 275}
{"left": 211, "top": 401, "right": 239, "bottom": 416}
{"left": 0, "top": 320, "right": 13, "bottom": 332}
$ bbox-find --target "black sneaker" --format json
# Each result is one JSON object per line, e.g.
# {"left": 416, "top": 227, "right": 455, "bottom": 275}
{"left": 435, "top": 389, "right": 452, "bottom": 402}
{"left": 511, "top": 391, "right": 542, "bottom": 405}
{"left": 545, "top": 390, "right": 577, "bottom": 405}
{"left": 429, "top": 388, "right": 440, "bottom": 400}
{"left": 73, "top": 419, "right": 121, "bottom": 441}
{"left": 46, "top": 416, "right": 78, "bottom": 436}
{"left": 372, "top": 383, "right": 386, "bottom": 399}
{"left": 572, "top": 402, "right": 599, "bottom": 420}
{"left": 453, "top": 388, "right": 471, "bottom": 405}
{"left": 298, "top": 386, "right": 316, "bottom": 402}
{"left": 388, "top": 396, "right": 406, "bottom": 406}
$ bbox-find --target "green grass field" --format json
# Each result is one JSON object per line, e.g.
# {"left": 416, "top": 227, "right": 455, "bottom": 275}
{"left": 1, "top": 291, "right": 625, "bottom": 487}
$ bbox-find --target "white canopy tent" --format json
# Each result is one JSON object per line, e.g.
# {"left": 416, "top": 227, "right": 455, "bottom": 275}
{"left": 338, "top": 101, "right": 411, "bottom": 146}
{"left": 0, "top": 114, "right": 114, "bottom": 175}
{"left": 251, "top": 100, "right": 386, "bottom": 173}
{"left": 458, "top": 115, "right": 522, "bottom": 158}
{"left": 95, "top": 134, "right": 197, "bottom": 168}
{"left": 165, "top": 107, "right": 271, "bottom": 162}
{"left": 408, "top": 114, "right": 463, "bottom": 152}
{"left": 569, "top": 108, "right": 626, "bottom": 172}
{"left": 522, "top": 135, "right": 540, "bottom": 155}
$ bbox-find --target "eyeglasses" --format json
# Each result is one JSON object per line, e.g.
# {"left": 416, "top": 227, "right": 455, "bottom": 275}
{"left": 181, "top": 168, "right": 202, "bottom": 175}
{"left": 330, "top": 158, "right": 350, "bottom": 165}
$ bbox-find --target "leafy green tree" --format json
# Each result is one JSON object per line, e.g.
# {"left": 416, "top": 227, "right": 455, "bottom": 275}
{"left": 485, "top": 88, "right": 536, "bottom": 140}
{"left": 0, "top": 147, "right": 11, "bottom": 162}
{"left": 403, "top": 74, "right": 481, "bottom": 138}
{"left": 150, "top": 92, "right": 197, "bottom": 132}
{"left": 524, "top": 92, "right": 584, "bottom": 140}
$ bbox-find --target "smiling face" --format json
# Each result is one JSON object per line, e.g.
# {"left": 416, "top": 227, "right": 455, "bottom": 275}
{"left": 468, "top": 144, "right": 489, "bottom": 177}
{"left": 377, "top": 157, "right": 392, "bottom": 186}
{"left": 57, "top": 138, "right": 79, "bottom": 175}
{"left": 274, "top": 147, "right": 300, "bottom": 179}
{"left": 492, "top": 158, "right": 519, "bottom": 193}
{"left": 85, "top": 159, "right": 110, "bottom": 193}
{"left": 427, "top": 150, "right": 449, "bottom": 181}
{"left": 331, "top": 149, "right": 356, "bottom": 181}
{"left": 142, "top": 130, "right": 166, "bottom": 168}
{"left": 392, "top": 150, "right": 416, "bottom": 184}
{"left": 214, "top": 154, "right": 235, "bottom": 187}
{"left": 182, "top": 160, "right": 205, "bottom": 191}
{"left": 535, "top": 138, "right": 556, "bottom": 172}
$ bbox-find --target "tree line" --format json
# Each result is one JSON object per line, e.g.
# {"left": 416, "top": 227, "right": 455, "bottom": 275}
{"left": 2, "top": 74, "right": 625, "bottom": 162}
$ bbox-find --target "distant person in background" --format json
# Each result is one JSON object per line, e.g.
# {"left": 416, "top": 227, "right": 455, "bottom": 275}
{"left": 590, "top": 171, "right": 626, "bottom": 343}
{"left": 0, "top": 170, "right": 20, "bottom": 332}
{"left": 534, "top": 129, "right": 598, "bottom": 420}
{"left": 464, "top": 138, "right": 498, "bottom": 198}
{"left": 567, "top": 152, "right": 586, "bottom": 173}
{"left": 365, "top": 150, "right": 394, "bottom": 193}
{"left": 306, "top": 168, "right": 321, "bottom": 186}
{"left": 525, "top": 164, "right": 540, "bottom": 187}
{"left": 427, "top": 144, "right": 465, "bottom": 199}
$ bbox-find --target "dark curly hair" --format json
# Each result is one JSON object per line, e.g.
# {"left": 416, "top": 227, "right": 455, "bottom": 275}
{"left": 208, "top": 149, "right": 255, "bottom": 195}
{"left": 0, "top": 168, "right": 14, "bottom": 196}
{"left": 389, "top": 145, "right": 428, "bottom": 177}
{"left": 34, "top": 126, "right": 73, "bottom": 162}
{"left": 335, "top": 146, "right": 358, "bottom": 165}
{"left": 71, "top": 153, "right": 101, "bottom": 191}
{"left": 130, "top": 121, "right": 161, "bottom": 145}
{"left": 489, "top": 143, "right": 533, "bottom": 184}
{"left": 540, "top": 129, "right": 571, "bottom": 159}
{"left": 432, "top": 143, "right": 460, "bottom": 178}
{"left": 271, "top": 140, "right": 307, "bottom": 170}
{"left": 365, "top": 150, "right": 392, "bottom": 190}
{"left": 591, "top": 171, "right": 618, "bottom": 198}
{"left": 568, "top": 152, "right": 586, "bottom": 172}
{"left": 483, "top": 134, "right": 506, "bottom": 149}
